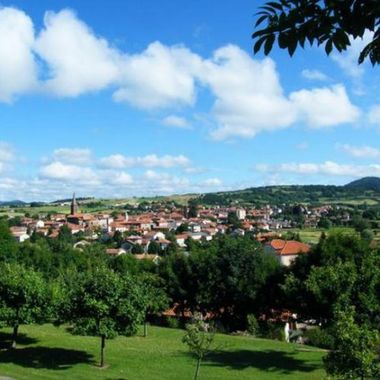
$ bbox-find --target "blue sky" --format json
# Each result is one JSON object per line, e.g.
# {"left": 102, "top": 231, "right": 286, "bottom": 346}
{"left": 0, "top": 0, "right": 380, "bottom": 201}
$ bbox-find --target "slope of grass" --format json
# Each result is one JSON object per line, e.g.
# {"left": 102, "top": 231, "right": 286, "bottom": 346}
{"left": 0, "top": 324, "right": 325, "bottom": 380}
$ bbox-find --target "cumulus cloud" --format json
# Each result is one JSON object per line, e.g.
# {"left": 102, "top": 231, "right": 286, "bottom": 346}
{"left": 331, "top": 31, "right": 373, "bottom": 78}
{"left": 34, "top": 9, "right": 122, "bottom": 96}
{"left": 99, "top": 154, "right": 190, "bottom": 168}
{"left": 98, "top": 154, "right": 133, "bottom": 169}
{"left": 301, "top": 69, "right": 328, "bottom": 81}
{"left": 39, "top": 161, "right": 99, "bottom": 184}
{"left": 0, "top": 142, "right": 15, "bottom": 162}
{"left": 289, "top": 85, "right": 360, "bottom": 128}
{"left": 0, "top": 7, "right": 38, "bottom": 102}
{"left": 53, "top": 148, "right": 92, "bottom": 165}
{"left": 161, "top": 115, "right": 191, "bottom": 129}
{"left": 198, "top": 46, "right": 358, "bottom": 139}
{"left": 0, "top": 6, "right": 362, "bottom": 141}
{"left": 200, "top": 46, "right": 297, "bottom": 140}
{"left": 114, "top": 42, "right": 202, "bottom": 109}
{"left": 256, "top": 161, "right": 380, "bottom": 177}
{"left": 202, "top": 178, "right": 222, "bottom": 187}
{"left": 338, "top": 144, "right": 380, "bottom": 159}
{"left": 108, "top": 171, "right": 134, "bottom": 185}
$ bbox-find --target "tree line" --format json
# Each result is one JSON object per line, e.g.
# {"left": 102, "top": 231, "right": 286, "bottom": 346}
{"left": 0, "top": 219, "right": 379, "bottom": 377}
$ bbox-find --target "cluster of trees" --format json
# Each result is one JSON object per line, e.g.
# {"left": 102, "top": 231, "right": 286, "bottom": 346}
{"left": 200, "top": 184, "right": 380, "bottom": 207}
{"left": 159, "top": 231, "right": 380, "bottom": 378}
{"left": 0, "top": 217, "right": 379, "bottom": 376}
{"left": 0, "top": 221, "right": 168, "bottom": 367}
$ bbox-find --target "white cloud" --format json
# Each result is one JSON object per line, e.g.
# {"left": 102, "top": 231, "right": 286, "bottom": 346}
{"left": 39, "top": 161, "right": 99, "bottom": 184}
{"left": 0, "top": 142, "right": 14, "bottom": 162}
{"left": 161, "top": 115, "right": 191, "bottom": 129}
{"left": 301, "top": 69, "right": 328, "bottom": 81}
{"left": 290, "top": 85, "right": 360, "bottom": 128}
{"left": 98, "top": 154, "right": 133, "bottom": 169}
{"left": 53, "top": 148, "right": 92, "bottom": 165}
{"left": 202, "top": 178, "right": 222, "bottom": 187}
{"left": 368, "top": 105, "right": 380, "bottom": 125}
{"left": 114, "top": 41, "right": 202, "bottom": 109}
{"left": 256, "top": 161, "right": 380, "bottom": 177}
{"left": 99, "top": 153, "right": 190, "bottom": 168}
{"left": 183, "top": 166, "right": 205, "bottom": 174}
{"left": 109, "top": 171, "right": 134, "bottom": 185}
{"left": 200, "top": 45, "right": 297, "bottom": 140}
{"left": 338, "top": 144, "right": 380, "bottom": 159}
{"left": 331, "top": 31, "right": 373, "bottom": 78}
{"left": 0, "top": 6, "right": 362, "bottom": 141}
{"left": 0, "top": 7, "right": 38, "bottom": 102}
{"left": 34, "top": 9, "right": 122, "bottom": 96}
{"left": 198, "top": 46, "right": 358, "bottom": 139}
{"left": 138, "top": 154, "right": 190, "bottom": 168}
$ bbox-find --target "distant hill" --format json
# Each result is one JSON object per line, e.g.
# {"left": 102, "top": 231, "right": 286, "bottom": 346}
{"left": 0, "top": 200, "right": 27, "bottom": 207}
{"left": 345, "top": 177, "right": 380, "bottom": 191}
{"left": 198, "top": 179, "right": 380, "bottom": 206}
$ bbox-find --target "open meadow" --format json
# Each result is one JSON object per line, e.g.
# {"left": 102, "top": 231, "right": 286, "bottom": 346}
{"left": 0, "top": 324, "right": 326, "bottom": 380}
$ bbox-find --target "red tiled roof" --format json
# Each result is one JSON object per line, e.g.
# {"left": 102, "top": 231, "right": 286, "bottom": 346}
{"left": 269, "top": 239, "right": 310, "bottom": 256}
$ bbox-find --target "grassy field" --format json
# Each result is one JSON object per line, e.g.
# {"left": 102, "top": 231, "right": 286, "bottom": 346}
{"left": 0, "top": 324, "right": 326, "bottom": 380}
{"left": 287, "top": 227, "right": 356, "bottom": 244}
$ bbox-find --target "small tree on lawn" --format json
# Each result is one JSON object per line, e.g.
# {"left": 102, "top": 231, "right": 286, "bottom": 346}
{"left": 139, "top": 273, "right": 169, "bottom": 337}
{"left": 58, "top": 266, "right": 144, "bottom": 367}
{"left": 183, "top": 314, "right": 215, "bottom": 380}
{"left": 0, "top": 262, "right": 48, "bottom": 349}
{"left": 324, "top": 307, "right": 380, "bottom": 380}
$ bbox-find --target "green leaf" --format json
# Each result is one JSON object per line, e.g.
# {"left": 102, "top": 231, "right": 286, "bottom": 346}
{"left": 278, "top": 32, "right": 288, "bottom": 48}
{"left": 254, "top": 36, "right": 267, "bottom": 54}
{"left": 264, "top": 34, "right": 276, "bottom": 55}
{"left": 267, "top": 2, "right": 283, "bottom": 11}
{"left": 255, "top": 15, "right": 268, "bottom": 28}
{"left": 288, "top": 38, "right": 298, "bottom": 56}
{"left": 252, "top": 29, "right": 269, "bottom": 39}
{"left": 325, "top": 39, "right": 333, "bottom": 55}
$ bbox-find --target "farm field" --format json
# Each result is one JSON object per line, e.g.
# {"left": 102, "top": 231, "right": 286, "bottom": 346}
{"left": 0, "top": 324, "right": 325, "bottom": 380}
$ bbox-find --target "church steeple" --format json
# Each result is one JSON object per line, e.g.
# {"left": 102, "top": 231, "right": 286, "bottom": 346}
{"left": 70, "top": 193, "right": 79, "bottom": 215}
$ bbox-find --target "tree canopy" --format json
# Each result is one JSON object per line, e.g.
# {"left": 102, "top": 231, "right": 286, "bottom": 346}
{"left": 57, "top": 266, "right": 145, "bottom": 367}
{"left": 252, "top": 0, "right": 380, "bottom": 65}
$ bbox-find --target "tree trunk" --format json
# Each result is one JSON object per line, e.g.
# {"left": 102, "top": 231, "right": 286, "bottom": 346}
{"left": 143, "top": 320, "right": 148, "bottom": 337}
{"left": 100, "top": 335, "right": 106, "bottom": 367}
{"left": 11, "top": 323, "right": 19, "bottom": 349}
{"left": 194, "top": 357, "right": 201, "bottom": 380}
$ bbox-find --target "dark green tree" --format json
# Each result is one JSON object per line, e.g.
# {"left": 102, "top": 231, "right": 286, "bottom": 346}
{"left": 188, "top": 200, "right": 199, "bottom": 218}
{"left": 282, "top": 232, "right": 380, "bottom": 326}
{"left": 324, "top": 307, "right": 380, "bottom": 380}
{"left": 148, "top": 240, "right": 160, "bottom": 254}
{"left": 0, "top": 221, "right": 18, "bottom": 261}
{"left": 57, "top": 266, "right": 144, "bottom": 367}
{"left": 252, "top": 1, "right": 380, "bottom": 65}
{"left": 0, "top": 263, "right": 48, "bottom": 349}
{"left": 139, "top": 273, "right": 169, "bottom": 337}
{"left": 131, "top": 244, "right": 144, "bottom": 254}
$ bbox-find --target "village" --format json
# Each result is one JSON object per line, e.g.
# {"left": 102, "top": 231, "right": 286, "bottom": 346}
{"left": 6, "top": 193, "right": 354, "bottom": 267}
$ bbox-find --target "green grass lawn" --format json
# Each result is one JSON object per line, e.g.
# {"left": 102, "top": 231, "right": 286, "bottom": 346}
{"left": 0, "top": 324, "right": 326, "bottom": 380}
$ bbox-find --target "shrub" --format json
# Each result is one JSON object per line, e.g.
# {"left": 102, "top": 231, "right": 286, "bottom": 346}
{"left": 305, "top": 327, "right": 335, "bottom": 349}
{"left": 247, "top": 314, "right": 259, "bottom": 336}
{"left": 166, "top": 316, "right": 181, "bottom": 329}
{"left": 258, "top": 321, "right": 285, "bottom": 341}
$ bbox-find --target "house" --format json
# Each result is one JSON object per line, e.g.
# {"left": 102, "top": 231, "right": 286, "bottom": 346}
{"left": 10, "top": 226, "right": 29, "bottom": 242}
{"left": 105, "top": 248, "right": 126, "bottom": 256}
{"left": 236, "top": 208, "right": 246, "bottom": 220}
{"left": 264, "top": 239, "right": 310, "bottom": 266}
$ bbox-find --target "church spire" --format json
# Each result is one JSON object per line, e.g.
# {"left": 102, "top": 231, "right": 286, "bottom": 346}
{"left": 71, "top": 192, "right": 79, "bottom": 215}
